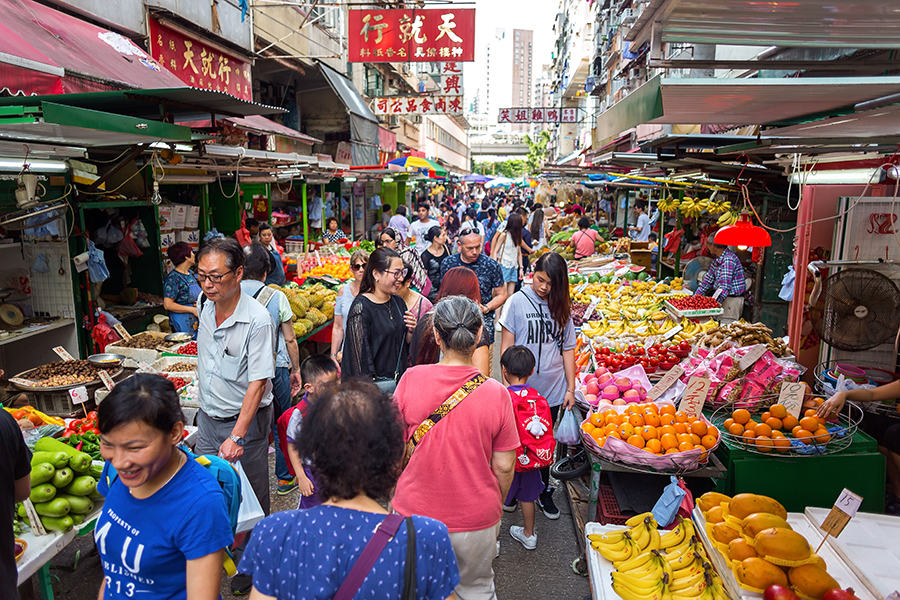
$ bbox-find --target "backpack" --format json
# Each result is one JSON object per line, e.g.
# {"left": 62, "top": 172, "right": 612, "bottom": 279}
{"left": 509, "top": 387, "right": 556, "bottom": 472}
{"left": 103, "top": 446, "right": 243, "bottom": 576}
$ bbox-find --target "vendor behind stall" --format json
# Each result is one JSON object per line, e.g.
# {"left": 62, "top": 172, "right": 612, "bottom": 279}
{"left": 259, "top": 224, "right": 286, "bottom": 286}
{"left": 695, "top": 238, "right": 746, "bottom": 324}
{"left": 163, "top": 242, "right": 201, "bottom": 337}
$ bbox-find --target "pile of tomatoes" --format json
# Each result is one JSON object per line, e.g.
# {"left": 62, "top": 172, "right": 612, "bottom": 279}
{"left": 667, "top": 296, "right": 721, "bottom": 311}
{"left": 63, "top": 411, "right": 100, "bottom": 437}
{"left": 594, "top": 341, "right": 691, "bottom": 373}
{"left": 176, "top": 341, "right": 198, "bottom": 356}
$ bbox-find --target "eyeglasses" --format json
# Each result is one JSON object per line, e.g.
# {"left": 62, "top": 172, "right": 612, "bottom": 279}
{"left": 351, "top": 262, "right": 367, "bottom": 271}
{"left": 382, "top": 268, "right": 409, "bottom": 280}
{"left": 458, "top": 226, "right": 479, "bottom": 237}
{"left": 195, "top": 270, "right": 234, "bottom": 284}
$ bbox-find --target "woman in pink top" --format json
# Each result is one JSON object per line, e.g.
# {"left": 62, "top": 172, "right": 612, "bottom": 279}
{"left": 572, "top": 216, "right": 598, "bottom": 259}
{"left": 394, "top": 296, "right": 519, "bottom": 600}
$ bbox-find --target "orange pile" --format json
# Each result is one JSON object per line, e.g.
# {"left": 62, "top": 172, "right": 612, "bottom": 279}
{"left": 723, "top": 400, "right": 829, "bottom": 453}
{"left": 304, "top": 259, "right": 352, "bottom": 280}
{"left": 581, "top": 403, "right": 719, "bottom": 460}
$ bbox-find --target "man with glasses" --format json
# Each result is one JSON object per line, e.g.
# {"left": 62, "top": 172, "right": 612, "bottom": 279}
{"left": 440, "top": 226, "right": 507, "bottom": 368}
{"left": 193, "top": 237, "right": 276, "bottom": 596}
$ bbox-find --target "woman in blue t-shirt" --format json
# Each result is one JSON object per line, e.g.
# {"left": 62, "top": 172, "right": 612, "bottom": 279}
{"left": 163, "top": 242, "right": 201, "bottom": 338}
{"left": 95, "top": 374, "right": 233, "bottom": 600}
{"left": 239, "top": 380, "right": 460, "bottom": 600}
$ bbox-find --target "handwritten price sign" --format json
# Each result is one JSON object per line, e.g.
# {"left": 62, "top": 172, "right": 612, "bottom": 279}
{"left": 678, "top": 376, "right": 711, "bottom": 418}
{"left": 778, "top": 381, "right": 806, "bottom": 419}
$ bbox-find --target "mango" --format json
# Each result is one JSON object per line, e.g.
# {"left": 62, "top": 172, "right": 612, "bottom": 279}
{"left": 712, "top": 521, "right": 743, "bottom": 544}
{"left": 743, "top": 512, "right": 792, "bottom": 538}
{"left": 706, "top": 505, "right": 726, "bottom": 524}
{"left": 727, "top": 538, "right": 758, "bottom": 562}
{"left": 730, "top": 493, "right": 788, "bottom": 520}
{"left": 697, "top": 491, "right": 731, "bottom": 513}
{"left": 736, "top": 557, "right": 789, "bottom": 590}
{"left": 754, "top": 527, "right": 812, "bottom": 562}
{"left": 788, "top": 564, "right": 839, "bottom": 599}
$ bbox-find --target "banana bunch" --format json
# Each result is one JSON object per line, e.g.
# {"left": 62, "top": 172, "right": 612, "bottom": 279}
{"left": 705, "top": 200, "right": 732, "bottom": 215}
{"left": 657, "top": 196, "right": 680, "bottom": 213}
{"left": 717, "top": 211, "right": 740, "bottom": 227}
{"left": 679, "top": 197, "right": 703, "bottom": 218}
{"left": 587, "top": 512, "right": 659, "bottom": 563}
{"left": 611, "top": 550, "right": 674, "bottom": 600}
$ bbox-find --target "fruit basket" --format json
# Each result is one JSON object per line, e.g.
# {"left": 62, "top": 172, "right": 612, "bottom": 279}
{"left": 813, "top": 360, "right": 900, "bottom": 419}
{"left": 709, "top": 397, "right": 862, "bottom": 457}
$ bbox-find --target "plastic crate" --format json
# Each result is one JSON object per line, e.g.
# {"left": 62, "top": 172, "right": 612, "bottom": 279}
{"left": 26, "top": 384, "right": 101, "bottom": 416}
{"left": 597, "top": 483, "right": 629, "bottom": 526}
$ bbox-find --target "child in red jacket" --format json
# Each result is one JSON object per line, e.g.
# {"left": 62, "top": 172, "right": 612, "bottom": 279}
{"left": 500, "top": 345, "right": 556, "bottom": 550}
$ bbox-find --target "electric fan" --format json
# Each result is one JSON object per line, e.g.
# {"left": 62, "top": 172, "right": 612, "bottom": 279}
{"left": 681, "top": 256, "right": 713, "bottom": 292}
{"left": 0, "top": 173, "right": 67, "bottom": 231}
{"left": 808, "top": 268, "right": 900, "bottom": 351}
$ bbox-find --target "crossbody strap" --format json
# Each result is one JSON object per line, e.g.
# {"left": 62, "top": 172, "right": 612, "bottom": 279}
{"left": 402, "top": 517, "right": 416, "bottom": 600}
{"left": 404, "top": 373, "right": 486, "bottom": 466}
{"left": 333, "top": 514, "right": 405, "bottom": 600}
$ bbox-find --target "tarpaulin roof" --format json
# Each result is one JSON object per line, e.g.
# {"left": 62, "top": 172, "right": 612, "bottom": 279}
{"left": 0, "top": 0, "right": 186, "bottom": 95}
{"left": 225, "top": 115, "right": 321, "bottom": 145}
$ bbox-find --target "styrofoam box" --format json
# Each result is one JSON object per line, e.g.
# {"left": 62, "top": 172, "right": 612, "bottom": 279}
{"left": 171, "top": 205, "right": 187, "bottom": 230}
{"left": 157, "top": 205, "right": 173, "bottom": 232}
{"left": 185, "top": 206, "right": 200, "bottom": 229}
{"left": 149, "top": 356, "right": 197, "bottom": 379}
{"left": 692, "top": 507, "right": 876, "bottom": 600}
{"left": 806, "top": 507, "right": 900, "bottom": 600}
{"left": 585, "top": 522, "right": 626, "bottom": 600}
{"left": 160, "top": 232, "right": 175, "bottom": 251}
{"left": 175, "top": 230, "right": 200, "bottom": 244}
{"left": 106, "top": 331, "right": 172, "bottom": 367}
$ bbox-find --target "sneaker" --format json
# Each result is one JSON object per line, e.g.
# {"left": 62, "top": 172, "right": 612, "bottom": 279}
{"left": 496, "top": 540, "right": 501, "bottom": 557}
{"left": 509, "top": 525, "right": 537, "bottom": 550}
{"left": 277, "top": 478, "right": 298, "bottom": 495}
{"left": 503, "top": 499, "right": 518, "bottom": 513}
{"left": 231, "top": 573, "right": 253, "bottom": 596}
{"left": 536, "top": 488, "right": 560, "bottom": 520}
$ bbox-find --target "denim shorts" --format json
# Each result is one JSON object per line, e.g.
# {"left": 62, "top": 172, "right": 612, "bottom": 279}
{"left": 501, "top": 264, "right": 518, "bottom": 283}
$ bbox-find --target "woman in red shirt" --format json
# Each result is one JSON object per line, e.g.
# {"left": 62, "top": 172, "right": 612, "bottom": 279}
{"left": 571, "top": 217, "right": 598, "bottom": 259}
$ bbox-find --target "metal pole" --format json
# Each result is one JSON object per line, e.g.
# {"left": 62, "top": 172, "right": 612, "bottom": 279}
{"left": 302, "top": 182, "right": 308, "bottom": 252}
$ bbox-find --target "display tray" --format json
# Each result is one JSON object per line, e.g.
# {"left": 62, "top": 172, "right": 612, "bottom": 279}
{"left": 11, "top": 367, "right": 123, "bottom": 392}
{"left": 805, "top": 507, "right": 900, "bottom": 600}
{"left": 664, "top": 300, "right": 723, "bottom": 319}
{"left": 692, "top": 507, "right": 876, "bottom": 600}
{"left": 16, "top": 502, "right": 103, "bottom": 586}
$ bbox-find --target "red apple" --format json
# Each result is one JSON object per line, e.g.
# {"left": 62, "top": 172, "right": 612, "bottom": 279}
{"left": 586, "top": 381, "right": 601, "bottom": 395}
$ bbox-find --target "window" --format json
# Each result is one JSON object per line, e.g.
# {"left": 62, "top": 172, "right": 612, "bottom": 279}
{"left": 364, "top": 65, "right": 383, "bottom": 97}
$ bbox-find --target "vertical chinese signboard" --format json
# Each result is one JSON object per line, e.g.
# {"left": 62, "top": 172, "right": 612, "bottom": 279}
{"left": 348, "top": 9, "right": 475, "bottom": 63}
{"left": 148, "top": 19, "right": 252, "bottom": 101}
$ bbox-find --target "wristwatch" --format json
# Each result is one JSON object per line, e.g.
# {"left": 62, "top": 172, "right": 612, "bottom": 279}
{"left": 229, "top": 434, "right": 245, "bottom": 446}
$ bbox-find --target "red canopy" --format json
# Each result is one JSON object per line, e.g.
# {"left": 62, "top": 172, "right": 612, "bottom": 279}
{"left": 0, "top": 0, "right": 186, "bottom": 95}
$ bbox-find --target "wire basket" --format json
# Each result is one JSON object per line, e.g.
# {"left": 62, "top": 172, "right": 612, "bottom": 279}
{"left": 709, "top": 397, "right": 863, "bottom": 457}
{"left": 813, "top": 359, "right": 900, "bottom": 396}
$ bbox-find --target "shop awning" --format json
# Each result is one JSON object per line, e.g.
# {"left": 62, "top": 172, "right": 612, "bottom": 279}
{"left": 0, "top": 0, "right": 186, "bottom": 95}
{"left": 225, "top": 115, "right": 321, "bottom": 145}
{"left": 594, "top": 75, "right": 900, "bottom": 143}
{"left": 318, "top": 62, "right": 377, "bottom": 122}
{"left": 317, "top": 61, "right": 378, "bottom": 166}
{"left": 0, "top": 88, "right": 285, "bottom": 123}
{"left": 627, "top": 0, "right": 900, "bottom": 49}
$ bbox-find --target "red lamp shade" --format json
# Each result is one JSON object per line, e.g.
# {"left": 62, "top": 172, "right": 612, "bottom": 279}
{"left": 714, "top": 211, "right": 771, "bottom": 247}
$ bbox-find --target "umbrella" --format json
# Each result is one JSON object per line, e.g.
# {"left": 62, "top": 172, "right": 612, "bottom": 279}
{"left": 485, "top": 177, "right": 515, "bottom": 189}
{"left": 463, "top": 173, "right": 493, "bottom": 183}
{"left": 387, "top": 155, "right": 448, "bottom": 178}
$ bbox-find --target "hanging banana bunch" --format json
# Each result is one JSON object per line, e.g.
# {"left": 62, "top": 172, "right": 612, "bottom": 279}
{"left": 657, "top": 195, "right": 680, "bottom": 213}
{"left": 679, "top": 196, "right": 703, "bottom": 218}
{"left": 717, "top": 210, "right": 740, "bottom": 226}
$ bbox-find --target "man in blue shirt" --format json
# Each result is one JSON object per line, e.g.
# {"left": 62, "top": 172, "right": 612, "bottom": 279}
{"left": 629, "top": 201, "right": 651, "bottom": 242}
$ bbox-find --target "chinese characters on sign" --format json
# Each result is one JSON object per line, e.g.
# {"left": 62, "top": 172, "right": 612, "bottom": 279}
{"left": 372, "top": 96, "right": 463, "bottom": 116}
{"left": 149, "top": 19, "right": 252, "bottom": 101}
{"left": 498, "top": 107, "right": 578, "bottom": 123}
{"left": 349, "top": 9, "right": 476, "bottom": 63}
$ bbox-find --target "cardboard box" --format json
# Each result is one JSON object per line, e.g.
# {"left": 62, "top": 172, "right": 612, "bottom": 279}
{"left": 158, "top": 205, "right": 173, "bottom": 232}
{"left": 175, "top": 230, "right": 200, "bottom": 244}
{"left": 185, "top": 206, "right": 200, "bottom": 229}
{"left": 171, "top": 205, "right": 187, "bottom": 230}
{"left": 630, "top": 250, "right": 652, "bottom": 269}
{"left": 160, "top": 232, "right": 175, "bottom": 252}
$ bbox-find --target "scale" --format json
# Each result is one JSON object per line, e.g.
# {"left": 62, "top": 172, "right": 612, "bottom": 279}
{"left": 0, "top": 287, "right": 23, "bottom": 327}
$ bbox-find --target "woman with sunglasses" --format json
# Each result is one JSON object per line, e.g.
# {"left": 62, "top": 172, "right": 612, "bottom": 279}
{"left": 330, "top": 249, "right": 369, "bottom": 367}
{"left": 341, "top": 248, "right": 418, "bottom": 384}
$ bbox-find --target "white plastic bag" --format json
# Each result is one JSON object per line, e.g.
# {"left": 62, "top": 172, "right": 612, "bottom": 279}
{"left": 779, "top": 266, "right": 795, "bottom": 301}
{"left": 555, "top": 408, "right": 581, "bottom": 445}
{"left": 234, "top": 461, "right": 265, "bottom": 533}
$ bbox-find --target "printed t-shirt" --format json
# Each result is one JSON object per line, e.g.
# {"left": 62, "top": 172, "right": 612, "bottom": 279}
{"left": 240, "top": 507, "right": 459, "bottom": 600}
{"left": 393, "top": 365, "right": 520, "bottom": 532}
{"left": 499, "top": 286, "right": 576, "bottom": 408}
{"left": 94, "top": 456, "right": 233, "bottom": 600}
{"left": 163, "top": 270, "right": 195, "bottom": 305}
{"left": 439, "top": 252, "right": 504, "bottom": 333}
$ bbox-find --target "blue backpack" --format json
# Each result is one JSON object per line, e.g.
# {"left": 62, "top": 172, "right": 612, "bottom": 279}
{"left": 103, "top": 445, "right": 242, "bottom": 575}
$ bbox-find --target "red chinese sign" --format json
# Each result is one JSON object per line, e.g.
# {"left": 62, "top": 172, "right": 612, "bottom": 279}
{"left": 348, "top": 9, "right": 475, "bottom": 63}
{"left": 372, "top": 96, "right": 463, "bottom": 116}
{"left": 148, "top": 19, "right": 252, "bottom": 101}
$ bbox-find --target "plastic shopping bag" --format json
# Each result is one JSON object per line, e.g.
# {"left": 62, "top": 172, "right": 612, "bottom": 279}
{"left": 235, "top": 461, "right": 265, "bottom": 534}
{"left": 555, "top": 408, "right": 581, "bottom": 445}
{"left": 779, "top": 266, "right": 795, "bottom": 301}
{"left": 651, "top": 476, "right": 686, "bottom": 527}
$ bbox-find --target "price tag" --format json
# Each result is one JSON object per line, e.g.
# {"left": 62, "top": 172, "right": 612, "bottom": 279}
{"left": 68, "top": 385, "right": 90, "bottom": 405}
{"left": 647, "top": 364, "right": 685, "bottom": 401}
{"left": 314, "top": 250, "right": 323, "bottom": 266}
{"left": 738, "top": 344, "right": 767, "bottom": 371}
{"left": 678, "top": 376, "right": 711, "bottom": 417}
{"left": 113, "top": 324, "right": 132, "bottom": 341}
{"left": 778, "top": 381, "right": 806, "bottom": 418}
{"left": 98, "top": 370, "right": 115, "bottom": 391}
{"left": 582, "top": 296, "right": 601, "bottom": 321}
{"left": 819, "top": 489, "right": 863, "bottom": 540}
{"left": 663, "top": 325, "right": 683, "bottom": 340}
{"left": 575, "top": 281, "right": 590, "bottom": 294}
{"left": 137, "top": 361, "right": 157, "bottom": 373}
{"left": 53, "top": 346, "right": 76, "bottom": 361}
{"left": 9, "top": 377, "right": 34, "bottom": 387}
{"left": 712, "top": 288, "right": 723, "bottom": 300}
{"left": 22, "top": 499, "right": 47, "bottom": 536}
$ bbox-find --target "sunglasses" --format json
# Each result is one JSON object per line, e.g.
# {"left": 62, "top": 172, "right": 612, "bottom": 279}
{"left": 458, "top": 226, "right": 479, "bottom": 236}
{"left": 351, "top": 262, "right": 367, "bottom": 271}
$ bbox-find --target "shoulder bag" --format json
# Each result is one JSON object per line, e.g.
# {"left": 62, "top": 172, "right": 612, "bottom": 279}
{"left": 373, "top": 296, "right": 406, "bottom": 395}
{"left": 333, "top": 514, "right": 416, "bottom": 600}
{"left": 403, "top": 372, "right": 487, "bottom": 467}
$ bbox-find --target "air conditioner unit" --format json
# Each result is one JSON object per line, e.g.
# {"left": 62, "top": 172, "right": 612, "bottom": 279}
{"left": 621, "top": 8, "right": 638, "bottom": 23}
{"left": 388, "top": 116, "right": 399, "bottom": 127}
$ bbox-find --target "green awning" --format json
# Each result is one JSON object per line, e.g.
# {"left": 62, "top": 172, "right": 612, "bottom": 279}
{"left": 594, "top": 75, "right": 900, "bottom": 144}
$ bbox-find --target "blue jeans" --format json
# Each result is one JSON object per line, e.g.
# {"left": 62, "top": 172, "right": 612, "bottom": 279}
{"left": 271, "top": 367, "right": 292, "bottom": 481}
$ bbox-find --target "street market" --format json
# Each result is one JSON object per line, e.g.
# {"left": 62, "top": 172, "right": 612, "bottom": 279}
{"left": 2, "top": 1, "right": 900, "bottom": 600}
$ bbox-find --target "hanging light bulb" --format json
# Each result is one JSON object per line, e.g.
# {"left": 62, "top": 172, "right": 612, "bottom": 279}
{"left": 150, "top": 181, "right": 162, "bottom": 205}
{"left": 737, "top": 245, "right": 749, "bottom": 251}
{"left": 714, "top": 210, "right": 771, "bottom": 248}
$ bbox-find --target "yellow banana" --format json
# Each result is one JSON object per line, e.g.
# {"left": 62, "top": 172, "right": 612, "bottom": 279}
{"left": 612, "top": 565, "right": 666, "bottom": 589}
{"left": 612, "top": 580, "right": 667, "bottom": 600}
{"left": 616, "top": 549, "right": 655, "bottom": 573}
